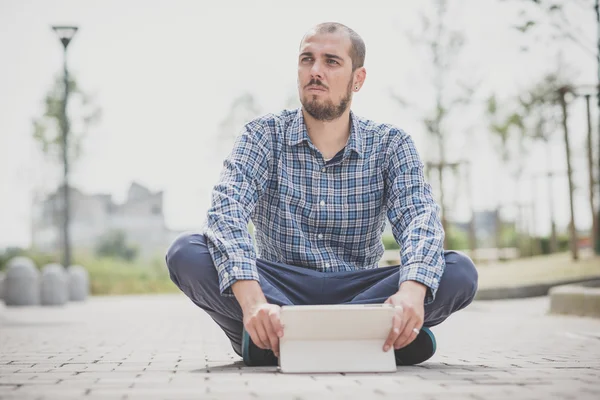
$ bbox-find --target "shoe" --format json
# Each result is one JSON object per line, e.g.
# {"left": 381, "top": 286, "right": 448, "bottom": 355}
{"left": 394, "top": 326, "right": 436, "bottom": 365}
{"left": 242, "top": 328, "right": 279, "bottom": 366}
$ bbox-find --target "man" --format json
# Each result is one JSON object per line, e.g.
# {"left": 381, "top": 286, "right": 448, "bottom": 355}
{"left": 166, "top": 22, "right": 478, "bottom": 367}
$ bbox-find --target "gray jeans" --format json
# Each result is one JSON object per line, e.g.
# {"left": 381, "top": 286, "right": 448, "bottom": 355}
{"left": 166, "top": 233, "right": 478, "bottom": 356}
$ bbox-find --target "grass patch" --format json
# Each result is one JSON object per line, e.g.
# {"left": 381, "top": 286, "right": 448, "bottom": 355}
{"left": 477, "top": 250, "right": 600, "bottom": 289}
{"left": 81, "top": 256, "right": 179, "bottom": 295}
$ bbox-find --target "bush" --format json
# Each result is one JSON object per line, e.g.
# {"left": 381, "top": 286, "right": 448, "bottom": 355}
{"left": 81, "top": 255, "right": 177, "bottom": 295}
{"left": 0, "top": 246, "right": 177, "bottom": 295}
{"left": 539, "top": 235, "right": 571, "bottom": 254}
{"left": 0, "top": 247, "right": 59, "bottom": 271}
{"left": 95, "top": 230, "right": 138, "bottom": 261}
{"left": 382, "top": 235, "right": 400, "bottom": 250}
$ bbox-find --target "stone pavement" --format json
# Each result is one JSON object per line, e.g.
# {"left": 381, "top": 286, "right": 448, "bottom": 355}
{"left": 0, "top": 294, "right": 599, "bottom": 400}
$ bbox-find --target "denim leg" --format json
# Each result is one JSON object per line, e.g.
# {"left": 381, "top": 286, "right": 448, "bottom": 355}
{"left": 348, "top": 251, "right": 479, "bottom": 327}
{"left": 422, "top": 251, "right": 479, "bottom": 327}
{"left": 165, "top": 233, "right": 302, "bottom": 356}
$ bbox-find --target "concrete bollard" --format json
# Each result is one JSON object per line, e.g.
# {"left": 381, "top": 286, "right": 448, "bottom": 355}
{"left": 40, "top": 263, "right": 68, "bottom": 306}
{"left": 4, "top": 257, "right": 40, "bottom": 306}
{"left": 67, "top": 265, "right": 89, "bottom": 301}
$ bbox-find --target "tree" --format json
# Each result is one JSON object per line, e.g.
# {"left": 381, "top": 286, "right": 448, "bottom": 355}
{"left": 217, "top": 92, "right": 261, "bottom": 152}
{"left": 32, "top": 74, "right": 101, "bottom": 170}
{"left": 391, "top": 0, "right": 476, "bottom": 249}
{"left": 31, "top": 74, "right": 101, "bottom": 257}
{"left": 506, "top": 0, "right": 595, "bottom": 58}
{"left": 502, "top": 0, "right": 599, "bottom": 255}
{"left": 485, "top": 95, "right": 529, "bottom": 251}
{"left": 515, "top": 69, "right": 580, "bottom": 258}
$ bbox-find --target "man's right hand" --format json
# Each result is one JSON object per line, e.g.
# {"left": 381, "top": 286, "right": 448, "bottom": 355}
{"left": 232, "top": 280, "right": 284, "bottom": 358}
{"left": 243, "top": 302, "right": 283, "bottom": 357}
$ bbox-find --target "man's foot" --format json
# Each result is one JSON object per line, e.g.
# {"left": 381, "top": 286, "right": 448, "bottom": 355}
{"left": 394, "top": 326, "right": 436, "bottom": 365}
{"left": 242, "top": 328, "right": 279, "bottom": 366}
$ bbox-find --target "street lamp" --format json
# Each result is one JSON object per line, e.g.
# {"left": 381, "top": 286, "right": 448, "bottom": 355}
{"left": 52, "top": 25, "right": 78, "bottom": 269}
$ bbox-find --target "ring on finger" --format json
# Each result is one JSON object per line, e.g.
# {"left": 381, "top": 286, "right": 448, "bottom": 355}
{"left": 412, "top": 327, "right": 420, "bottom": 335}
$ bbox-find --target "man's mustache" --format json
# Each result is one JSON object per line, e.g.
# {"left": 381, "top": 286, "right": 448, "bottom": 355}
{"left": 305, "top": 79, "right": 329, "bottom": 90}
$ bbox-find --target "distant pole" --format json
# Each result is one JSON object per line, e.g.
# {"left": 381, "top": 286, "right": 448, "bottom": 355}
{"left": 52, "top": 26, "right": 78, "bottom": 268}
{"left": 596, "top": 0, "right": 600, "bottom": 254}
{"left": 586, "top": 95, "right": 598, "bottom": 252}
{"left": 558, "top": 86, "right": 579, "bottom": 261}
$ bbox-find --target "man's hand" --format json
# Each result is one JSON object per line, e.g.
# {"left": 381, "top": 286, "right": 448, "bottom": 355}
{"left": 243, "top": 302, "right": 284, "bottom": 357}
{"left": 232, "top": 280, "right": 284, "bottom": 358}
{"left": 382, "top": 281, "right": 427, "bottom": 352}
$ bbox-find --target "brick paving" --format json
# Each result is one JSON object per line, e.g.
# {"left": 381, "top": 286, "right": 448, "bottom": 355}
{"left": 0, "top": 294, "right": 599, "bottom": 399}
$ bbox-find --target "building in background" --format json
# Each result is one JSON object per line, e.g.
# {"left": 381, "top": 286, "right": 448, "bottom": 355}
{"left": 32, "top": 182, "right": 182, "bottom": 259}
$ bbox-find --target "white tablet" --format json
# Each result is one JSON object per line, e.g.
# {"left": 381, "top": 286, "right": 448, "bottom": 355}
{"left": 278, "top": 304, "right": 397, "bottom": 373}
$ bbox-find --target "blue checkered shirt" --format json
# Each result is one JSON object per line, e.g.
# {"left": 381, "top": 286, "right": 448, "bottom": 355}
{"left": 203, "top": 108, "right": 446, "bottom": 305}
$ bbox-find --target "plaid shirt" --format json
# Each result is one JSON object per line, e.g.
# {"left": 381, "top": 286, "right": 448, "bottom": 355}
{"left": 203, "top": 108, "right": 446, "bottom": 305}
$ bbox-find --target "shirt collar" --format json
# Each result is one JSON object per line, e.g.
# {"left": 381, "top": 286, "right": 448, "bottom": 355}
{"left": 287, "top": 108, "right": 364, "bottom": 158}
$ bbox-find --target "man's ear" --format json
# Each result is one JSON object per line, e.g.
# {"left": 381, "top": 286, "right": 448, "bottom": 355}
{"left": 354, "top": 67, "right": 367, "bottom": 89}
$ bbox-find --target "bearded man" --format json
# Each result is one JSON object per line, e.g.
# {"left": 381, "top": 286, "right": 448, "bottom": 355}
{"left": 166, "top": 22, "right": 478, "bottom": 367}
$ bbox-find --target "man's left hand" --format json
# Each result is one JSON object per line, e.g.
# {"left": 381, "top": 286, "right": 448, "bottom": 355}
{"left": 382, "top": 281, "right": 427, "bottom": 352}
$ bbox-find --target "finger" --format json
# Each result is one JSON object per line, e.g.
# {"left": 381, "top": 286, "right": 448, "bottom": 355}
{"left": 268, "top": 308, "right": 283, "bottom": 357}
{"left": 383, "top": 307, "right": 403, "bottom": 352}
{"left": 395, "top": 318, "right": 419, "bottom": 350}
{"left": 393, "top": 309, "right": 410, "bottom": 349}
{"left": 254, "top": 320, "right": 270, "bottom": 350}
{"left": 246, "top": 325, "right": 266, "bottom": 350}
{"left": 269, "top": 307, "right": 284, "bottom": 338}
{"left": 263, "top": 315, "right": 280, "bottom": 357}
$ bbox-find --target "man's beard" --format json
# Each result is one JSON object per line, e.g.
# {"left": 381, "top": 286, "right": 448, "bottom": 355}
{"left": 300, "top": 78, "right": 353, "bottom": 122}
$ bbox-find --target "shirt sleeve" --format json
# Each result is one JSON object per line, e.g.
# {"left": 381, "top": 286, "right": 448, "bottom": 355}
{"left": 385, "top": 132, "right": 446, "bottom": 305}
{"left": 202, "top": 123, "right": 271, "bottom": 297}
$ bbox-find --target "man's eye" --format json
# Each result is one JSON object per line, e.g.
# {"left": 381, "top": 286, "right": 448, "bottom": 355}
{"left": 327, "top": 59, "right": 339, "bottom": 65}
{"left": 301, "top": 57, "right": 313, "bottom": 62}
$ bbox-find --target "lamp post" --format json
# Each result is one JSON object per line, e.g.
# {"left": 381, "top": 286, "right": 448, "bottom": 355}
{"left": 52, "top": 25, "right": 78, "bottom": 269}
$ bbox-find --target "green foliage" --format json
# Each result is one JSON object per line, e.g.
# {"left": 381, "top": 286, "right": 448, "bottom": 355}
{"left": 539, "top": 235, "right": 571, "bottom": 254}
{"left": 95, "top": 230, "right": 138, "bottom": 262}
{"left": 0, "top": 247, "right": 176, "bottom": 295}
{"left": 32, "top": 74, "right": 101, "bottom": 164}
{"left": 0, "top": 247, "right": 59, "bottom": 271}
{"left": 446, "top": 226, "right": 470, "bottom": 251}
{"left": 82, "top": 256, "right": 177, "bottom": 295}
{"left": 382, "top": 235, "right": 400, "bottom": 251}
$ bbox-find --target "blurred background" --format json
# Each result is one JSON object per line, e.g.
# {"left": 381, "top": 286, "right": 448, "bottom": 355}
{"left": 0, "top": 0, "right": 598, "bottom": 296}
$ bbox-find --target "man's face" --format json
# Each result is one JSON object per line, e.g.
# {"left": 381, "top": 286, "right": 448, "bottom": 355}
{"left": 298, "top": 31, "right": 355, "bottom": 121}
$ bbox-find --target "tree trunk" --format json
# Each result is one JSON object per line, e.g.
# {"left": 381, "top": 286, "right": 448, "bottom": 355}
{"left": 438, "top": 158, "right": 449, "bottom": 250}
{"left": 466, "top": 161, "right": 477, "bottom": 253}
{"left": 586, "top": 95, "right": 598, "bottom": 250}
{"left": 546, "top": 142, "right": 558, "bottom": 254}
{"left": 559, "top": 87, "right": 579, "bottom": 260}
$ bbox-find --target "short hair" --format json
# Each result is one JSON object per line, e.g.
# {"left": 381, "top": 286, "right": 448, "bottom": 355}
{"left": 303, "top": 22, "right": 366, "bottom": 71}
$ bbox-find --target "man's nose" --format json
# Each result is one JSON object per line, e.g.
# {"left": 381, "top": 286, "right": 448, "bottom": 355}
{"left": 310, "top": 59, "right": 325, "bottom": 79}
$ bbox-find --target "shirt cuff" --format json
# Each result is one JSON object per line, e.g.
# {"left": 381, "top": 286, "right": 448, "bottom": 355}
{"left": 397, "top": 263, "right": 442, "bottom": 305}
{"left": 216, "top": 258, "right": 260, "bottom": 297}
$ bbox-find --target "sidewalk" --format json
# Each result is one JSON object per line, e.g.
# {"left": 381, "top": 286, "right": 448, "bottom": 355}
{"left": 1, "top": 294, "right": 599, "bottom": 399}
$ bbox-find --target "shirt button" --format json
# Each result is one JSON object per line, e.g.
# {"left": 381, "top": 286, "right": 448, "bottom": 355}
{"left": 223, "top": 272, "right": 229, "bottom": 278}
{"left": 321, "top": 168, "right": 326, "bottom": 172}
{"left": 320, "top": 200, "right": 325, "bottom": 206}
{"left": 318, "top": 234, "right": 323, "bottom": 239}
{"left": 325, "top": 263, "right": 331, "bottom": 268}
{"left": 232, "top": 266, "right": 239, "bottom": 272}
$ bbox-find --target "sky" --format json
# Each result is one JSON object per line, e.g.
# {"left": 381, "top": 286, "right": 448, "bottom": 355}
{"left": 0, "top": 0, "right": 597, "bottom": 248}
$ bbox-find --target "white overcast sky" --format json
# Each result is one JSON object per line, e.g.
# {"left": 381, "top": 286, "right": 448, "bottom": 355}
{"left": 0, "top": 0, "right": 596, "bottom": 248}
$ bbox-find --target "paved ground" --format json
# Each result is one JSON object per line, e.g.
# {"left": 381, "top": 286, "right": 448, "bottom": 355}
{"left": 0, "top": 294, "right": 599, "bottom": 400}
